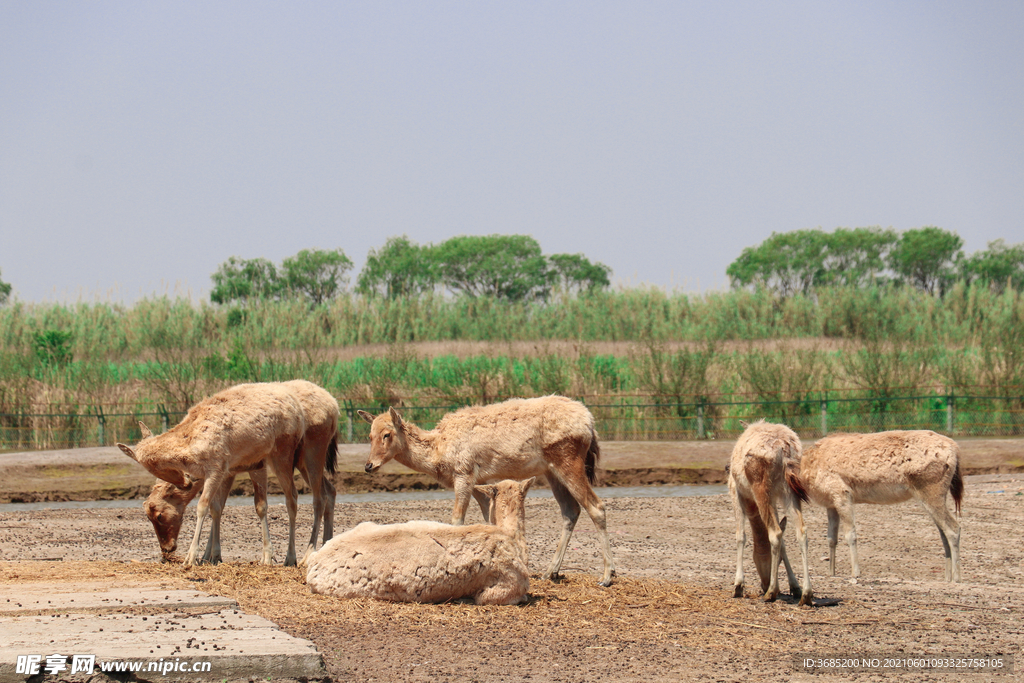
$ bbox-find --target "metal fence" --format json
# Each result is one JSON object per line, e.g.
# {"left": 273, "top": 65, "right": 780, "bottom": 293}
{"left": 2, "top": 393, "right": 1022, "bottom": 452}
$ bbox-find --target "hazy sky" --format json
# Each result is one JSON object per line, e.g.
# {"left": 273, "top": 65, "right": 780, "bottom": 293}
{"left": 2, "top": 2, "right": 1022, "bottom": 303}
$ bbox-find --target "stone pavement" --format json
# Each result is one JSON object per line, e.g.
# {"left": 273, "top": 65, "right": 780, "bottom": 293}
{"left": 0, "top": 581, "right": 325, "bottom": 682}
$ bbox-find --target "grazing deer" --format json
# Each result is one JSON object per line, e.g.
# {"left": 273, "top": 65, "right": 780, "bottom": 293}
{"left": 729, "top": 420, "right": 812, "bottom": 605}
{"left": 359, "top": 395, "right": 615, "bottom": 586}
{"left": 801, "top": 430, "right": 963, "bottom": 581}
{"left": 142, "top": 380, "right": 339, "bottom": 564}
{"left": 118, "top": 383, "right": 306, "bottom": 567}
{"left": 307, "top": 478, "right": 535, "bottom": 605}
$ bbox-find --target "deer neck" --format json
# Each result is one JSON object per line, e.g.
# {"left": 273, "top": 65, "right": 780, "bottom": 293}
{"left": 393, "top": 424, "right": 450, "bottom": 484}
{"left": 493, "top": 500, "right": 527, "bottom": 538}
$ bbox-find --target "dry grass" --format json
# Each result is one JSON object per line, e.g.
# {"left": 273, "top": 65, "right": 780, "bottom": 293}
{"left": 1, "top": 560, "right": 801, "bottom": 652}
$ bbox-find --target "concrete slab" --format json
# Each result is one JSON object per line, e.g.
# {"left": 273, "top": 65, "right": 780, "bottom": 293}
{"left": 0, "top": 582, "right": 325, "bottom": 682}
{"left": 0, "top": 582, "right": 236, "bottom": 617}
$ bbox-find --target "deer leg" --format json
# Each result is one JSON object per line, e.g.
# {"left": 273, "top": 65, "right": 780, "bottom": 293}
{"left": 199, "top": 475, "right": 235, "bottom": 565}
{"left": 543, "top": 478, "right": 582, "bottom": 583}
{"left": 917, "top": 493, "right": 961, "bottom": 582}
{"left": 826, "top": 507, "right": 840, "bottom": 577}
{"left": 786, "top": 500, "right": 814, "bottom": 606}
{"left": 184, "top": 477, "right": 214, "bottom": 567}
{"left": 267, "top": 461, "right": 300, "bottom": 567}
{"left": 777, "top": 519, "right": 800, "bottom": 598}
{"left": 547, "top": 441, "right": 615, "bottom": 586}
{"left": 451, "top": 475, "right": 475, "bottom": 525}
{"left": 297, "top": 449, "right": 326, "bottom": 565}
{"left": 837, "top": 496, "right": 860, "bottom": 578}
{"left": 322, "top": 476, "right": 336, "bottom": 543}
{"left": 753, "top": 489, "right": 783, "bottom": 601}
{"left": 730, "top": 483, "right": 748, "bottom": 598}
{"left": 250, "top": 468, "right": 272, "bottom": 565}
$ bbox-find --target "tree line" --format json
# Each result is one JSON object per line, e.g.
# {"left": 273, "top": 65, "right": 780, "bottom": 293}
{"left": 727, "top": 227, "right": 1024, "bottom": 297}
{"left": 209, "top": 235, "right": 611, "bottom": 306}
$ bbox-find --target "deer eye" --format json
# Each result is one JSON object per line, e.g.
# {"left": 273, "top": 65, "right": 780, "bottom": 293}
{"left": 383, "top": 433, "right": 391, "bottom": 441}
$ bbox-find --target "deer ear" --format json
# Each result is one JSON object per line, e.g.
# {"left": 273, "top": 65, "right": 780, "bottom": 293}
{"left": 357, "top": 410, "right": 374, "bottom": 425}
{"left": 388, "top": 407, "right": 404, "bottom": 430}
{"left": 117, "top": 443, "right": 138, "bottom": 462}
{"left": 473, "top": 484, "right": 498, "bottom": 499}
{"left": 138, "top": 421, "right": 153, "bottom": 439}
{"left": 521, "top": 477, "right": 536, "bottom": 493}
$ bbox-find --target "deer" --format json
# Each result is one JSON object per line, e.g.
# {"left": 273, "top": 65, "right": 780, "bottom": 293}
{"left": 729, "top": 420, "right": 813, "bottom": 605}
{"left": 306, "top": 478, "right": 535, "bottom": 605}
{"left": 358, "top": 395, "right": 615, "bottom": 586}
{"left": 142, "top": 380, "right": 340, "bottom": 564}
{"left": 118, "top": 383, "right": 306, "bottom": 567}
{"left": 800, "top": 429, "right": 963, "bottom": 581}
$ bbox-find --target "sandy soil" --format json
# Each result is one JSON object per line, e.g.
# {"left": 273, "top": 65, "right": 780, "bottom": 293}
{"left": 2, "top": 472, "right": 1022, "bottom": 682}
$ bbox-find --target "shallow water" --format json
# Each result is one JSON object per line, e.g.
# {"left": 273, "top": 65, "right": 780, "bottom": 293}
{"left": 0, "top": 484, "right": 727, "bottom": 512}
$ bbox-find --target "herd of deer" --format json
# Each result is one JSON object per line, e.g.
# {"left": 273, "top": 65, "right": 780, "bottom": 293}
{"left": 117, "top": 383, "right": 964, "bottom": 606}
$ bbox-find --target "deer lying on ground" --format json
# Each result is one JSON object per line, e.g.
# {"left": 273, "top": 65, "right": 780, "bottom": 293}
{"left": 729, "top": 420, "right": 812, "bottom": 605}
{"left": 359, "top": 395, "right": 615, "bottom": 586}
{"left": 306, "top": 478, "right": 535, "bottom": 605}
{"left": 143, "top": 380, "right": 340, "bottom": 564}
{"left": 118, "top": 383, "right": 306, "bottom": 567}
{"left": 800, "top": 429, "right": 963, "bottom": 581}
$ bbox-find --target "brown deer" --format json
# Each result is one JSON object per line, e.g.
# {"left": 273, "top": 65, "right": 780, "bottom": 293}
{"left": 307, "top": 478, "right": 535, "bottom": 605}
{"left": 118, "top": 383, "right": 306, "bottom": 566}
{"left": 729, "top": 420, "right": 812, "bottom": 605}
{"left": 142, "top": 379, "right": 339, "bottom": 564}
{"left": 801, "top": 430, "right": 963, "bottom": 581}
{"left": 359, "top": 395, "right": 615, "bottom": 586}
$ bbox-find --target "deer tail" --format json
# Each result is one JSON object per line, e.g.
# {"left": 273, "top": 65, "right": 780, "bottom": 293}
{"left": 326, "top": 432, "right": 338, "bottom": 476}
{"left": 586, "top": 428, "right": 601, "bottom": 486}
{"left": 786, "top": 464, "right": 809, "bottom": 506}
{"left": 950, "top": 451, "right": 964, "bottom": 516}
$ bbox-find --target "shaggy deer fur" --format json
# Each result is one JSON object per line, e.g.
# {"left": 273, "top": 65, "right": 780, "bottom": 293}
{"left": 729, "top": 420, "right": 812, "bottom": 605}
{"left": 143, "top": 380, "right": 340, "bottom": 564}
{"left": 801, "top": 430, "right": 963, "bottom": 581}
{"left": 358, "top": 395, "right": 615, "bottom": 586}
{"left": 118, "top": 383, "right": 306, "bottom": 567}
{"left": 307, "top": 478, "right": 535, "bottom": 605}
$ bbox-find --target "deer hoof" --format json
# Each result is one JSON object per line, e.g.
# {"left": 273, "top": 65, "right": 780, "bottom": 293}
{"left": 733, "top": 585, "right": 744, "bottom": 598}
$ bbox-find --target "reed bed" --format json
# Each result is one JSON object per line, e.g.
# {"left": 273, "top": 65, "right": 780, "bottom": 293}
{"left": 1, "top": 284, "right": 1022, "bottom": 448}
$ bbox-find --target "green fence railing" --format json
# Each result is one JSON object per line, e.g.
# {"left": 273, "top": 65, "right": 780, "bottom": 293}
{"left": 1, "top": 393, "right": 1022, "bottom": 452}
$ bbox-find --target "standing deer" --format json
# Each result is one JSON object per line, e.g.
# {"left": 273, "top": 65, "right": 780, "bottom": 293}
{"left": 142, "top": 380, "right": 339, "bottom": 564}
{"left": 729, "top": 420, "right": 812, "bottom": 605}
{"left": 359, "top": 395, "right": 615, "bottom": 586}
{"left": 118, "top": 383, "right": 306, "bottom": 567}
{"left": 801, "top": 430, "right": 963, "bottom": 581}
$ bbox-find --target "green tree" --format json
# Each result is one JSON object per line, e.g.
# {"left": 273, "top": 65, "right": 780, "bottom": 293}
{"left": 434, "top": 234, "right": 550, "bottom": 301}
{"left": 961, "top": 239, "right": 1024, "bottom": 292}
{"left": 887, "top": 226, "right": 963, "bottom": 295}
{"left": 356, "top": 236, "right": 438, "bottom": 298}
{"left": 281, "top": 248, "right": 353, "bottom": 305}
{"left": 818, "top": 227, "right": 898, "bottom": 288}
{"left": 0, "top": 268, "right": 11, "bottom": 305}
{"left": 547, "top": 253, "right": 612, "bottom": 294}
{"left": 210, "top": 257, "right": 280, "bottom": 305}
{"left": 726, "top": 229, "right": 829, "bottom": 296}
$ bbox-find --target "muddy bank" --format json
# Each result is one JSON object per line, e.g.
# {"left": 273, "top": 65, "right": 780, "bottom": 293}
{"left": 1, "top": 437, "right": 1022, "bottom": 503}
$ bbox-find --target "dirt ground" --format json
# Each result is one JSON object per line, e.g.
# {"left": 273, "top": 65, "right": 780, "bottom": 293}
{"left": 1, "top": 470, "right": 1022, "bottom": 682}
